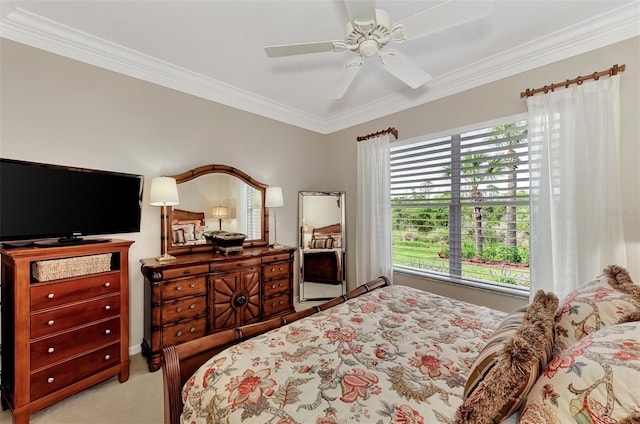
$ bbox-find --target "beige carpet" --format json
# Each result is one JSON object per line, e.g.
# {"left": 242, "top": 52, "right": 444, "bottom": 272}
{"left": 0, "top": 354, "right": 163, "bottom": 424}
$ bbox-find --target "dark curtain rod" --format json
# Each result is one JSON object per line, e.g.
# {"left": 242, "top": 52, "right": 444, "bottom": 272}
{"left": 357, "top": 127, "right": 398, "bottom": 142}
{"left": 520, "top": 63, "right": 626, "bottom": 98}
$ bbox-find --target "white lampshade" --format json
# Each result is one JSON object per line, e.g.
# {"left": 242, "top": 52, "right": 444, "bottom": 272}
{"left": 212, "top": 206, "right": 229, "bottom": 218}
{"left": 265, "top": 186, "right": 283, "bottom": 208}
{"left": 149, "top": 176, "right": 179, "bottom": 206}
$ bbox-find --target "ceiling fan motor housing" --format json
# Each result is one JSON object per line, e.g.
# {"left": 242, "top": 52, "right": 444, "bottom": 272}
{"left": 345, "top": 8, "right": 392, "bottom": 55}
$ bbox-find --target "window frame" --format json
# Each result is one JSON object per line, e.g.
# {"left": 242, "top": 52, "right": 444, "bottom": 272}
{"left": 390, "top": 113, "right": 530, "bottom": 297}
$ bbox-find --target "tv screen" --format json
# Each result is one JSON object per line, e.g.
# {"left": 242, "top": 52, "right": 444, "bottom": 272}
{"left": 0, "top": 158, "right": 143, "bottom": 245}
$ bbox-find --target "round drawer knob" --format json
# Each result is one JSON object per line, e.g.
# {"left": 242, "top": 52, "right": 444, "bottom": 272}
{"left": 47, "top": 293, "right": 55, "bottom": 299}
{"left": 105, "top": 329, "right": 111, "bottom": 335}
{"left": 271, "top": 284, "right": 276, "bottom": 289}
{"left": 104, "top": 305, "right": 111, "bottom": 310}
{"left": 104, "top": 354, "right": 111, "bottom": 360}
{"left": 104, "top": 282, "right": 111, "bottom": 288}
{"left": 189, "top": 283, "right": 196, "bottom": 288}
{"left": 47, "top": 347, "right": 55, "bottom": 354}
{"left": 235, "top": 294, "right": 247, "bottom": 306}
{"left": 47, "top": 320, "right": 55, "bottom": 326}
{"left": 176, "top": 331, "right": 183, "bottom": 337}
{"left": 176, "top": 307, "right": 183, "bottom": 313}
{"left": 270, "top": 268, "right": 275, "bottom": 272}
{"left": 47, "top": 377, "right": 55, "bottom": 384}
{"left": 279, "top": 300, "right": 283, "bottom": 305}
{"left": 190, "top": 327, "right": 196, "bottom": 333}
{"left": 279, "top": 283, "right": 284, "bottom": 287}
{"left": 279, "top": 267, "right": 283, "bottom": 271}
{"left": 189, "top": 304, "right": 195, "bottom": 309}
{"left": 176, "top": 286, "right": 182, "bottom": 291}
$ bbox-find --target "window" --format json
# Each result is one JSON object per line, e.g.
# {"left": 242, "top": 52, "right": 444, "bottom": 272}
{"left": 390, "top": 118, "right": 530, "bottom": 293}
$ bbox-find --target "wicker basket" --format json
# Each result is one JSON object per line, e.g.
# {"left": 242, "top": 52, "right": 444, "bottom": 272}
{"left": 32, "top": 253, "right": 113, "bottom": 282}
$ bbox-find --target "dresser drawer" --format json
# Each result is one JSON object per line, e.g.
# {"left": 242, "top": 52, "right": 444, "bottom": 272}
{"left": 161, "top": 264, "right": 209, "bottom": 280}
{"left": 262, "top": 261, "right": 290, "bottom": 279}
{"left": 30, "top": 343, "right": 120, "bottom": 401}
{"left": 262, "top": 277, "right": 290, "bottom": 298}
{"left": 210, "top": 257, "right": 261, "bottom": 272}
{"left": 31, "top": 295, "right": 120, "bottom": 339}
{"left": 162, "top": 317, "right": 207, "bottom": 346}
{"left": 161, "top": 277, "right": 206, "bottom": 301}
{"left": 262, "top": 253, "right": 291, "bottom": 264}
{"left": 31, "top": 317, "right": 120, "bottom": 370}
{"left": 31, "top": 272, "right": 120, "bottom": 312}
{"left": 161, "top": 296, "right": 206, "bottom": 324}
{"left": 263, "top": 292, "right": 291, "bottom": 317}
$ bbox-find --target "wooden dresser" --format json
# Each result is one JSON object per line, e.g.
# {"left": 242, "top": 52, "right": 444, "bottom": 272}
{"left": 140, "top": 246, "right": 295, "bottom": 371}
{"left": 0, "top": 239, "right": 133, "bottom": 424}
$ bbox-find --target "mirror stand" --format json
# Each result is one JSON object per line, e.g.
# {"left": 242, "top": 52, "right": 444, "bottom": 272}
{"left": 298, "top": 191, "right": 346, "bottom": 302}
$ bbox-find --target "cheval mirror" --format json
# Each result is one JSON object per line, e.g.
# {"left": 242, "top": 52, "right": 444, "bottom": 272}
{"left": 298, "top": 191, "right": 346, "bottom": 301}
{"left": 161, "top": 164, "right": 269, "bottom": 256}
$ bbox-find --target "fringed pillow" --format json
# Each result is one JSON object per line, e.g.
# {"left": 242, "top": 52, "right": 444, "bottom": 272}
{"left": 554, "top": 265, "right": 640, "bottom": 354}
{"left": 455, "top": 290, "right": 559, "bottom": 423}
{"left": 520, "top": 321, "right": 640, "bottom": 424}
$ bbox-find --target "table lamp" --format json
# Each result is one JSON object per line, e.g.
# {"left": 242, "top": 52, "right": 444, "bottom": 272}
{"left": 265, "top": 186, "right": 284, "bottom": 248}
{"left": 150, "top": 176, "right": 179, "bottom": 262}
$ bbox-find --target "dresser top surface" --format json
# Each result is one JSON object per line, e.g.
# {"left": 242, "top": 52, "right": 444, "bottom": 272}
{"left": 140, "top": 245, "right": 296, "bottom": 270}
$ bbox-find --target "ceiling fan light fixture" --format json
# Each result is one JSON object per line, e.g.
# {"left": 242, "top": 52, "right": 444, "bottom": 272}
{"left": 359, "top": 39, "right": 379, "bottom": 57}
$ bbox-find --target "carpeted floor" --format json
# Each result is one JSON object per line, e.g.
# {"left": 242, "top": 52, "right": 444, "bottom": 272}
{"left": 0, "top": 354, "right": 163, "bottom": 424}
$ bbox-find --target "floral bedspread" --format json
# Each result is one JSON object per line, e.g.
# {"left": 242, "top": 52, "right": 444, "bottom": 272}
{"left": 181, "top": 285, "right": 507, "bottom": 424}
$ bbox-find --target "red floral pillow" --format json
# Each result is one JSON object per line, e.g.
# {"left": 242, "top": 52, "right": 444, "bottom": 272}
{"left": 554, "top": 265, "right": 639, "bottom": 353}
{"left": 520, "top": 321, "right": 640, "bottom": 424}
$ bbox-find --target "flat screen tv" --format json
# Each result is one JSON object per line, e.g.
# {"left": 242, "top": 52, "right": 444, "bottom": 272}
{"left": 0, "top": 158, "right": 144, "bottom": 247}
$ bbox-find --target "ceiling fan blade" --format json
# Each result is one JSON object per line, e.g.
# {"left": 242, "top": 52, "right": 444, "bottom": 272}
{"left": 378, "top": 50, "right": 432, "bottom": 89}
{"left": 344, "top": 0, "right": 377, "bottom": 26}
{"left": 397, "top": 0, "right": 494, "bottom": 40}
{"left": 265, "top": 41, "right": 344, "bottom": 58}
{"left": 328, "top": 58, "right": 363, "bottom": 99}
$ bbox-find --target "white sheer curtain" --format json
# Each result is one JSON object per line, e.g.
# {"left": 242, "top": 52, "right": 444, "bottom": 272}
{"left": 527, "top": 75, "right": 626, "bottom": 298}
{"left": 356, "top": 134, "right": 393, "bottom": 285}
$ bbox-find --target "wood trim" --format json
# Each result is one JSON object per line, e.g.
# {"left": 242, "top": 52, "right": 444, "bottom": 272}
{"left": 161, "top": 276, "right": 391, "bottom": 424}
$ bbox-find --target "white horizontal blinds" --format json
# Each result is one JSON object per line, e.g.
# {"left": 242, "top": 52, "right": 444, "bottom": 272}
{"left": 390, "top": 120, "right": 530, "bottom": 289}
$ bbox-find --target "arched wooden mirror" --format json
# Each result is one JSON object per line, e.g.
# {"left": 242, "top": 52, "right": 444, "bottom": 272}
{"left": 161, "top": 165, "right": 269, "bottom": 256}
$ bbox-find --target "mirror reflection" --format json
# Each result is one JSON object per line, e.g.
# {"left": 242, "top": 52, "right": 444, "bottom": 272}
{"left": 177, "top": 174, "right": 262, "bottom": 238}
{"left": 299, "top": 191, "right": 346, "bottom": 301}
{"left": 163, "top": 165, "right": 269, "bottom": 256}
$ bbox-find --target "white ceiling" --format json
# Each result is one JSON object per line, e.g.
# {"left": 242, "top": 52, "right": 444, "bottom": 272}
{"left": 1, "top": 0, "right": 639, "bottom": 134}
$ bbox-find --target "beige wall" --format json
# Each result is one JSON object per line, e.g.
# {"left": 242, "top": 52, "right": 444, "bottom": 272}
{"left": 0, "top": 39, "right": 328, "bottom": 353}
{"left": 1, "top": 36, "right": 638, "bottom": 354}
{"left": 326, "top": 36, "right": 639, "bottom": 311}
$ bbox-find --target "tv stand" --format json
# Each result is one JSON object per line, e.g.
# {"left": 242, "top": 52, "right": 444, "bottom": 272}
{"left": 0, "top": 239, "right": 133, "bottom": 424}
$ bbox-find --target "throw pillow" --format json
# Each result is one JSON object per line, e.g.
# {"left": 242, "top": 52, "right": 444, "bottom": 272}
{"left": 520, "top": 321, "right": 640, "bottom": 424}
{"left": 554, "top": 265, "right": 639, "bottom": 354}
{"left": 455, "top": 290, "right": 559, "bottom": 423}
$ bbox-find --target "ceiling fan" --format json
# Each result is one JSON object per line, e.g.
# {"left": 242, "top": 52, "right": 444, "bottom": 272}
{"left": 264, "top": 0, "right": 493, "bottom": 99}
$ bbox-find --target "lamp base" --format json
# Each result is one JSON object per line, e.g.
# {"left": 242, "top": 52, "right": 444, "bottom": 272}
{"left": 270, "top": 242, "right": 285, "bottom": 249}
{"left": 156, "top": 254, "right": 177, "bottom": 262}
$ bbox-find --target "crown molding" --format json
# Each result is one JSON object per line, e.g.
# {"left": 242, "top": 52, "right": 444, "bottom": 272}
{"left": 1, "top": 2, "right": 638, "bottom": 135}
{"left": 0, "top": 4, "right": 331, "bottom": 133}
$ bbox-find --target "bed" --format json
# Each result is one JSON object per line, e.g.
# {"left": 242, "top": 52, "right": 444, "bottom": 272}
{"left": 162, "top": 266, "right": 640, "bottom": 424}
{"left": 302, "top": 223, "right": 344, "bottom": 284}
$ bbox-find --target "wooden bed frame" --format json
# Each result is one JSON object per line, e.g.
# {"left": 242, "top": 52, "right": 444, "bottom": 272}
{"left": 161, "top": 276, "right": 391, "bottom": 424}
